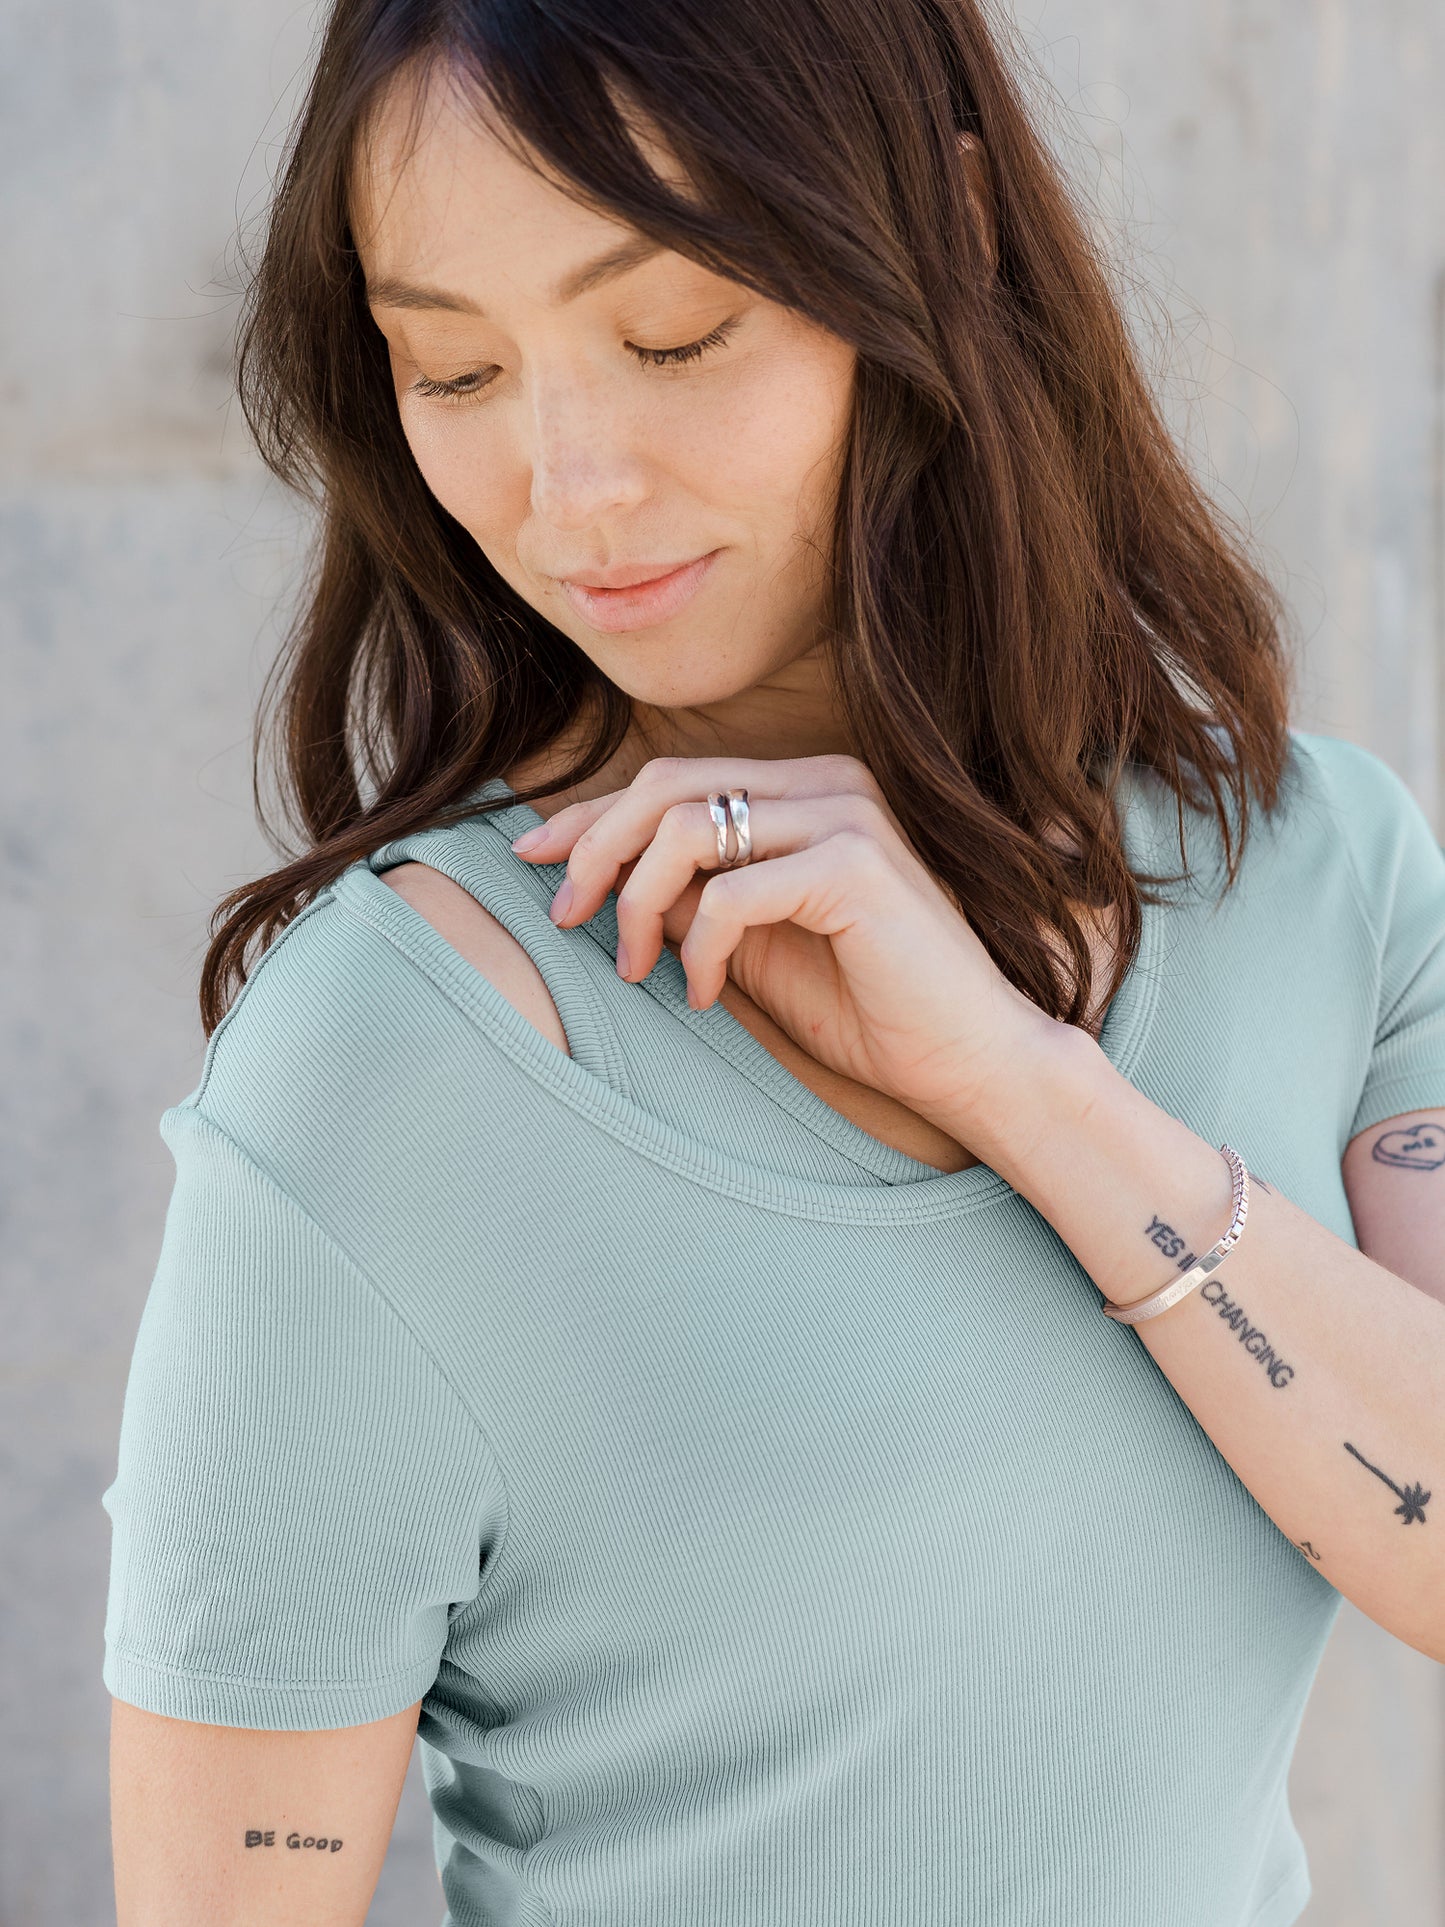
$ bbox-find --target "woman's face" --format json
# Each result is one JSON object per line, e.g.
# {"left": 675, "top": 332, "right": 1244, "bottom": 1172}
{"left": 352, "top": 70, "right": 858, "bottom": 716}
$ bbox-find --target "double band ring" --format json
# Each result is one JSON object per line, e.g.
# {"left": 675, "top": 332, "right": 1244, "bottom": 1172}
{"left": 706, "top": 789, "right": 752, "bottom": 869}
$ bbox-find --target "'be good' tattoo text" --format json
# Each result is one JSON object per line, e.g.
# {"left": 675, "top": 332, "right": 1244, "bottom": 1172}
{"left": 244, "top": 1831, "right": 344, "bottom": 1853}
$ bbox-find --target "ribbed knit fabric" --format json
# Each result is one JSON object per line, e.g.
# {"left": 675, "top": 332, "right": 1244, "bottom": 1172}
{"left": 102, "top": 729, "right": 1445, "bottom": 1927}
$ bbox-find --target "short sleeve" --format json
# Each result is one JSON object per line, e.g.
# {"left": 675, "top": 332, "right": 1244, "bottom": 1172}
{"left": 1297, "top": 733, "right": 1445, "bottom": 1142}
{"left": 101, "top": 1104, "right": 507, "bottom": 1730}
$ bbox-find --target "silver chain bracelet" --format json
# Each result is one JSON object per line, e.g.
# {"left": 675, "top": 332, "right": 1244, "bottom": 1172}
{"left": 1101, "top": 1143, "right": 1251, "bottom": 1326}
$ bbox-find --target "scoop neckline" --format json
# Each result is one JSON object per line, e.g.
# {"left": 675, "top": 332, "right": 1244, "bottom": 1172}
{"left": 343, "top": 770, "right": 1164, "bottom": 1224}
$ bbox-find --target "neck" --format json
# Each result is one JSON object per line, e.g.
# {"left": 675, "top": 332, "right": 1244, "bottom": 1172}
{"left": 506, "top": 645, "right": 858, "bottom": 815}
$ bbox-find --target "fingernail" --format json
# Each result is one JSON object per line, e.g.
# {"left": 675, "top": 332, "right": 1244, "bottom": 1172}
{"left": 615, "top": 937, "right": 631, "bottom": 978}
{"left": 511, "top": 825, "right": 548, "bottom": 853}
{"left": 548, "top": 878, "right": 574, "bottom": 923}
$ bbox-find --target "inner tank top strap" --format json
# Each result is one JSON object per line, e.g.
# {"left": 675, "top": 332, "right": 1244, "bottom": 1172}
{"left": 365, "top": 810, "right": 635, "bottom": 1099}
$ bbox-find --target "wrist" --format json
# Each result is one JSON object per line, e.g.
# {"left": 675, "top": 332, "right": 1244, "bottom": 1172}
{"left": 933, "top": 1002, "right": 1110, "bottom": 1184}
{"left": 944, "top": 1021, "right": 1244, "bottom": 1313}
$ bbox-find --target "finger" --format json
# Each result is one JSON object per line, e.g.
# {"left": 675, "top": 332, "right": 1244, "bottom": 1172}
{"left": 614, "top": 794, "right": 880, "bottom": 980}
{"left": 545, "top": 764, "right": 796, "bottom": 926}
{"left": 510, "top": 751, "right": 880, "bottom": 904}
{"left": 679, "top": 831, "right": 891, "bottom": 1007}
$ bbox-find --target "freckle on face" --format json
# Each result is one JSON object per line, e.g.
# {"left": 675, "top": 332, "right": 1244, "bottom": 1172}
{"left": 352, "top": 69, "right": 858, "bottom": 709}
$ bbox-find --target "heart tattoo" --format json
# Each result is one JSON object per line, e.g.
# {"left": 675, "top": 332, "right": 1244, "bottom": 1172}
{"left": 1371, "top": 1123, "right": 1445, "bottom": 1171}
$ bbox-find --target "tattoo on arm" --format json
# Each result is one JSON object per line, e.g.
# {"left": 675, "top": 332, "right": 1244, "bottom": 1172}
{"left": 1371, "top": 1121, "right": 1445, "bottom": 1170}
{"left": 244, "top": 1830, "right": 344, "bottom": 1853}
{"left": 1139, "top": 1214, "right": 1296, "bottom": 1386}
{"left": 1144, "top": 1213, "right": 1203, "bottom": 1272}
{"left": 1343, "top": 1442, "right": 1432, "bottom": 1524}
{"left": 1295, "top": 1540, "right": 1323, "bottom": 1561}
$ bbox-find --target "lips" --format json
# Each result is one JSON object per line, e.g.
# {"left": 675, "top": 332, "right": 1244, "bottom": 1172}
{"left": 566, "top": 558, "right": 705, "bottom": 590}
{"left": 558, "top": 549, "right": 723, "bottom": 633}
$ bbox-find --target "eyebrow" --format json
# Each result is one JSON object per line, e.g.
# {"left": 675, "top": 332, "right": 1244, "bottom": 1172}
{"left": 365, "top": 235, "right": 669, "bottom": 315}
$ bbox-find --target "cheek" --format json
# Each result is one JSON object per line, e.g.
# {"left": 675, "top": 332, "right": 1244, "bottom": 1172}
{"left": 690, "top": 339, "right": 855, "bottom": 531}
{"left": 398, "top": 407, "right": 524, "bottom": 538}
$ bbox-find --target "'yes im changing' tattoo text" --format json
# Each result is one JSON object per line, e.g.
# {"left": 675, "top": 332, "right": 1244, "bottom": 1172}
{"left": 1141, "top": 1192, "right": 1295, "bottom": 1388}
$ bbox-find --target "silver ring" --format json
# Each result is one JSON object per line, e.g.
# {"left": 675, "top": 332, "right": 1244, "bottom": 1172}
{"left": 706, "top": 789, "right": 752, "bottom": 868}
{"left": 726, "top": 788, "right": 752, "bottom": 866}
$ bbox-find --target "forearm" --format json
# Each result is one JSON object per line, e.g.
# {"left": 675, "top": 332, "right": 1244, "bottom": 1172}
{"left": 959, "top": 1027, "right": 1445, "bottom": 1664}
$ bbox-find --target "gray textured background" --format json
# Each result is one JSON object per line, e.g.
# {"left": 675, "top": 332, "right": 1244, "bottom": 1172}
{"left": 3, "top": 1, "right": 1443, "bottom": 1921}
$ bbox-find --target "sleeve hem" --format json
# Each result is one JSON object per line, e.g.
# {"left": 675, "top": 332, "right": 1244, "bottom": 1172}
{"left": 1348, "top": 1073, "right": 1445, "bottom": 1145}
{"left": 103, "top": 1644, "right": 438, "bottom": 1733}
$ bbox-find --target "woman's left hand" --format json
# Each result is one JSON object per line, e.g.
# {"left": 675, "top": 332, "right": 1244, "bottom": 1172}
{"left": 509, "top": 752, "right": 1077, "bottom": 1142}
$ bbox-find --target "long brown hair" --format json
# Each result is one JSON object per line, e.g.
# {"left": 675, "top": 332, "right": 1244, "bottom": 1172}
{"left": 202, "top": 0, "right": 1297, "bottom": 1038}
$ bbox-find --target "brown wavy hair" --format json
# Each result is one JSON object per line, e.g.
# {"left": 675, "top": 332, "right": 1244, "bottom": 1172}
{"left": 201, "top": 0, "right": 1298, "bottom": 1038}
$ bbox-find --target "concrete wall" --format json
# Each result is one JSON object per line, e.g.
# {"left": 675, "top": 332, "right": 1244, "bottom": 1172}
{"left": 2, "top": 1, "right": 1441, "bottom": 1920}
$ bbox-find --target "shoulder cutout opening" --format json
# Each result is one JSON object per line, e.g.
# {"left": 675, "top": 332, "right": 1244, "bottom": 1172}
{"left": 379, "top": 861, "right": 572, "bottom": 1058}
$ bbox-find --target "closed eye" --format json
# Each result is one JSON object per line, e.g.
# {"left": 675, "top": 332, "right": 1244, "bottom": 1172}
{"left": 628, "top": 317, "right": 740, "bottom": 368}
{"left": 409, "top": 315, "right": 743, "bottom": 403}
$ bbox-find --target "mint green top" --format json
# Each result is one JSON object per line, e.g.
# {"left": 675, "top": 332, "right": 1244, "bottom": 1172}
{"left": 102, "top": 730, "right": 1445, "bottom": 1926}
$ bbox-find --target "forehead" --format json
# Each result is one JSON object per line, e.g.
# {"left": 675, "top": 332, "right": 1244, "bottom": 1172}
{"left": 349, "top": 61, "right": 688, "bottom": 287}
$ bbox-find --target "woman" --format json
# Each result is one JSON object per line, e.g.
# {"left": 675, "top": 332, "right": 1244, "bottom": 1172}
{"left": 103, "top": 0, "right": 1445, "bottom": 1921}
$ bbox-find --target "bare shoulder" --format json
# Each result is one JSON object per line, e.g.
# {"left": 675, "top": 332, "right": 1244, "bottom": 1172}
{"left": 379, "top": 861, "right": 571, "bottom": 1057}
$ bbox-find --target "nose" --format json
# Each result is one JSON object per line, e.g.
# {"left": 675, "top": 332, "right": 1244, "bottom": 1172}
{"left": 526, "top": 371, "right": 651, "bottom": 529}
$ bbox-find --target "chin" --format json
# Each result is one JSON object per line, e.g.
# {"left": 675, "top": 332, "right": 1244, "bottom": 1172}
{"left": 583, "top": 642, "right": 763, "bottom": 711}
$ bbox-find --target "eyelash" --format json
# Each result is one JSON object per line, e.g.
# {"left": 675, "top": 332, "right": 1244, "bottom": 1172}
{"left": 408, "top": 317, "right": 741, "bottom": 403}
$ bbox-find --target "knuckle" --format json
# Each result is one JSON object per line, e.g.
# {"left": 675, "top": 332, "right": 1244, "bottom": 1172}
{"left": 658, "top": 799, "right": 699, "bottom": 842}
{"left": 569, "top": 826, "right": 599, "bottom": 866}
{"left": 823, "top": 752, "right": 882, "bottom": 800}
{"left": 634, "top": 756, "right": 683, "bottom": 790}
{"left": 833, "top": 825, "right": 886, "bottom": 870}
{"left": 835, "top": 791, "right": 885, "bottom": 837}
{"left": 696, "top": 872, "right": 733, "bottom": 914}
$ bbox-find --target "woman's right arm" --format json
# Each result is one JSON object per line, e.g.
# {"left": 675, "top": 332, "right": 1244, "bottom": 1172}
{"left": 110, "top": 1697, "right": 423, "bottom": 1926}
{"left": 103, "top": 900, "right": 520, "bottom": 1924}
